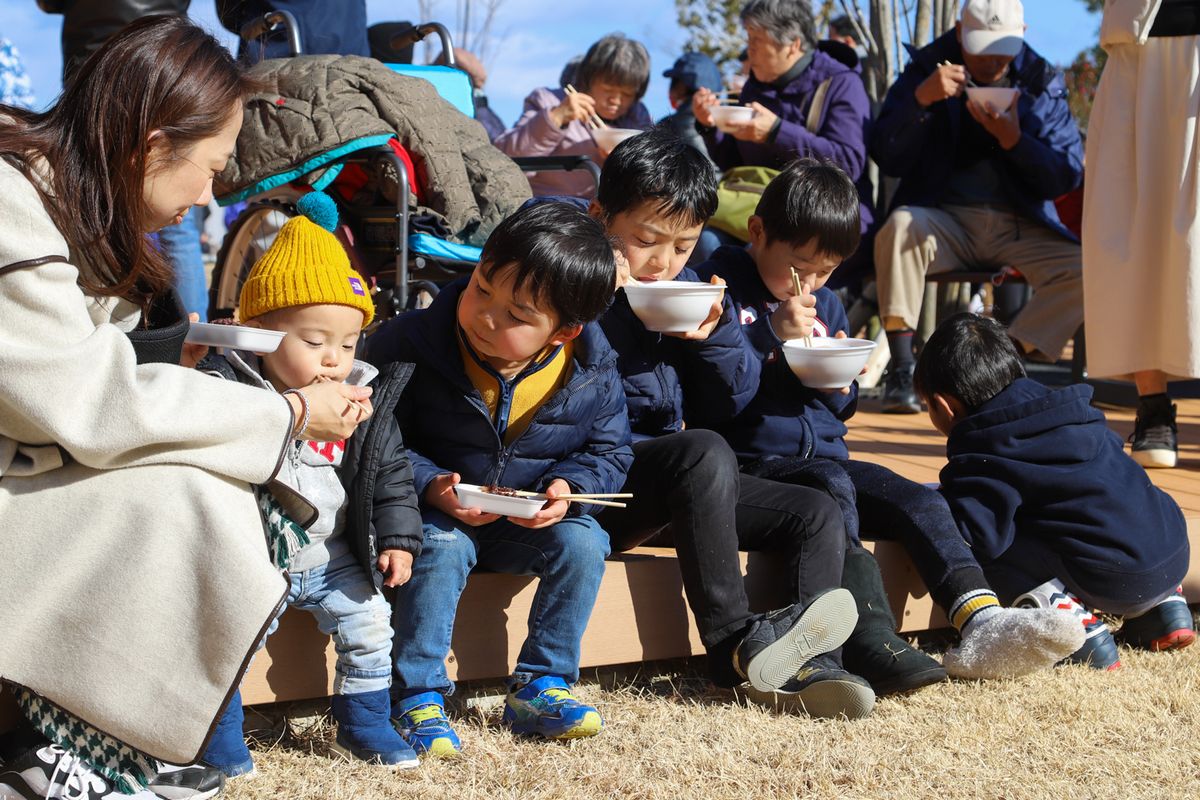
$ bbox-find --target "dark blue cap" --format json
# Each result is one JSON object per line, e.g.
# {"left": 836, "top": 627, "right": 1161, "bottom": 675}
{"left": 662, "top": 51, "right": 722, "bottom": 93}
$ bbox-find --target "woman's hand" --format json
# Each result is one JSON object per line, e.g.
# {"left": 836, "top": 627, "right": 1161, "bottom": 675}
{"left": 509, "top": 478, "right": 571, "bottom": 529}
{"left": 285, "top": 382, "right": 373, "bottom": 442}
{"left": 692, "top": 87, "right": 718, "bottom": 128}
{"left": 550, "top": 91, "right": 598, "bottom": 128}
{"left": 425, "top": 472, "right": 500, "bottom": 526}
{"left": 180, "top": 313, "right": 208, "bottom": 368}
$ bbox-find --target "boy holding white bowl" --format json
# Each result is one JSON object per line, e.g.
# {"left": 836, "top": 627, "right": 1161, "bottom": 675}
{"left": 365, "top": 203, "right": 633, "bottom": 752}
{"left": 696, "top": 160, "right": 1086, "bottom": 688}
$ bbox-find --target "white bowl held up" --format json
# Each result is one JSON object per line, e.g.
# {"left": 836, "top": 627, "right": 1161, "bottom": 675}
{"left": 185, "top": 322, "right": 287, "bottom": 353}
{"left": 782, "top": 337, "right": 878, "bottom": 390}
{"left": 965, "top": 86, "right": 1019, "bottom": 113}
{"left": 709, "top": 105, "right": 755, "bottom": 132}
{"left": 454, "top": 483, "right": 545, "bottom": 519}
{"left": 592, "top": 127, "right": 641, "bottom": 152}
{"left": 622, "top": 280, "right": 725, "bottom": 333}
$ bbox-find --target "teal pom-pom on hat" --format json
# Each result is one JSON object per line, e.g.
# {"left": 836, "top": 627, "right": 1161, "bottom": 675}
{"left": 295, "top": 191, "right": 339, "bottom": 232}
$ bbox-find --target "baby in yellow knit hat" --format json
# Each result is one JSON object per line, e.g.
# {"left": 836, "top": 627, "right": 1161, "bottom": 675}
{"left": 199, "top": 191, "right": 424, "bottom": 771}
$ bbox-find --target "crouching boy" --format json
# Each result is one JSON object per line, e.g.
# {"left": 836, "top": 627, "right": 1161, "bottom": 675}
{"left": 917, "top": 313, "right": 1195, "bottom": 668}
{"left": 365, "top": 203, "right": 633, "bottom": 754}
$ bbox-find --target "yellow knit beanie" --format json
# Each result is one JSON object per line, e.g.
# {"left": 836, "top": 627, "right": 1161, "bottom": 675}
{"left": 238, "top": 192, "right": 375, "bottom": 326}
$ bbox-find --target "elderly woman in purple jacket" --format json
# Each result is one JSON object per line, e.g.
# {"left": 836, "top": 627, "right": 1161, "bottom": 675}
{"left": 690, "top": 0, "right": 873, "bottom": 263}
{"left": 495, "top": 33, "right": 653, "bottom": 198}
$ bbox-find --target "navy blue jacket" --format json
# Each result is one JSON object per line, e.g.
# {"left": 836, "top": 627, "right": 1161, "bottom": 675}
{"left": 940, "top": 379, "right": 1188, "bottom": 581}
{"left": 695, "top": 246, "right": 856, "bottom": 460}
{"left": 702, "top": 50, "right": 874, "bottom": 232}
{"left": 364, "top": 279, "right": 633, "bottom": 517}
{"left": 598, "top": 267, "right": 761, "bottom": 440}
{"left": 870, "top": 32, "right": 1083, "bottom": 242}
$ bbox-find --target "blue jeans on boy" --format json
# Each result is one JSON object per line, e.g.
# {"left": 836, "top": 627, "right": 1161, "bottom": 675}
{"left": 157, "top": 207, "right": 208, "bottom": 322}
{"left": 269, "top": 549, "right": 394, "bottom": 695}
{"left": 392, "top": 511, "right": 611, "bottom": 696}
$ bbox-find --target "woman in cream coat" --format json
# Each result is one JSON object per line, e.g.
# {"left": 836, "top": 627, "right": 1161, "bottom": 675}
{"left": 0, "top": 16, "right": 373, "bottom": 795}
{"left": 1083, "top": 0, "right": 1199, "bottom": 469}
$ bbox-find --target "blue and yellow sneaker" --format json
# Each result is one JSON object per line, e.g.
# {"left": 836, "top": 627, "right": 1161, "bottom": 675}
{"left": 502, "top": 676, "right": 603, "bottom": 740}
{"left": 1118, "top": 586, "right": 1196, "bottom": 652}
{"left": 393, "top": 692, "right": 462, "bottom": 757}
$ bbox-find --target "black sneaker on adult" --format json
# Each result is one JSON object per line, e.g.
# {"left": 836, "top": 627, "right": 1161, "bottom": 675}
{"left": 739, "top": 653, "right": 876, "bottom": 719}
{"left": 1130, "top": 396, "right": 1178, "bottom": 468}
{"left": 148, "top": 764, "right": 225, "bottom": 799}
{"left": 881, "top": 363, "right": 922, "bottom": 414}
{"left": 0, "top": 744, "right": 159, "bottom": 799}
{"left": 733, "top": 588, "right": 858, "bottom": 693}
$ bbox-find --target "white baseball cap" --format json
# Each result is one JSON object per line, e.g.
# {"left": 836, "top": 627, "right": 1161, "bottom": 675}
{"left": 961, "top": 0, "right": 1025, "bottom": 58}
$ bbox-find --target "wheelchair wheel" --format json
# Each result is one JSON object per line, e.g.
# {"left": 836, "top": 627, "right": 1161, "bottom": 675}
{"left": 209, "top": 199, "right": 297, "bottom": 319}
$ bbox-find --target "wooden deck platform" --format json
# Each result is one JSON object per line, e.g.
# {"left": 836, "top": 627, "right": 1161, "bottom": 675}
{"left": 3, "top": 395, "right": 1198, "bottom": 722}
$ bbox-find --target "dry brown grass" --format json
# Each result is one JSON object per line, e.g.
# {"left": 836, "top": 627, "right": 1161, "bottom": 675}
{"left": 222, "top": 644, "right": 1200, "bottom": 800}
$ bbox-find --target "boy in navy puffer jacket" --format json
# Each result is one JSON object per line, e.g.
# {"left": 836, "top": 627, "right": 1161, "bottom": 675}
{"left": 696, "top": 160, "right": 1084, "bottom": 684}
{"left": 365, "top": 203, "right": 633, "bottom": 753}
{"left": 916, "top": 313, "right": 1195, "bottom": 663}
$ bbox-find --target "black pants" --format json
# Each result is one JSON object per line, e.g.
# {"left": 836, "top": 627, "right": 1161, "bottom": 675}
{"left": 605, "top": 431, "right": 847, "bottom": 685}
{"left": 744, "top": 457, "right": 989, "bottom": 613}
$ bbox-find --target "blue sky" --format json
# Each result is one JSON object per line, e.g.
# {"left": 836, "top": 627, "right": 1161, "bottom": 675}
{"left": 2, "top": 0, "right": 1100, "bottom": 125}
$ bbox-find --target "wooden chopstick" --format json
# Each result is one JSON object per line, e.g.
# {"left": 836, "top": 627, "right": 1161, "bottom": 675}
{"left": 315, "top": 374, "right": 367, "bottom": 416}
{"left": 508, "top": 489, "right": 630, "bottom": 508}
{"left": 565, "top": 84, "right": 608, "bottom": 130}
{"left": 791, "top": 268, "right": 813, "bottom": 348}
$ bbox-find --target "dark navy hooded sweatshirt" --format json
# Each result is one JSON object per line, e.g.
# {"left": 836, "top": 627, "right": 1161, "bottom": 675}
{"left": 694, "top": 245, "right": 856, "bottom": 461}
{"left": 939, "top": 378, "right": 1188, "bottom": 590}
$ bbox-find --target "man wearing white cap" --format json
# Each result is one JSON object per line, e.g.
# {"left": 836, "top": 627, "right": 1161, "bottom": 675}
{"left": 869, "top": 0, "right": 1085, "bottom": 414}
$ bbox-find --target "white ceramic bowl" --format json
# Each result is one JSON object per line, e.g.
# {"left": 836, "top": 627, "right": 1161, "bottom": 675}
{"left": 591, "top": 127, "right": 641, "bottom": 152}
{"left": 185, "top": 322, "right": 286, "bottom": 353}
{"left": 965, "top": 86, "right": 1018, "bottom": 113}
{"left": 782, "top": 337, "right": 877, "bottom": 389}
{"left": 709, "top": 105, "right": 755, "bottom": 132}
{"left": 454, "top": 483, "right": 544, "bottom": 519}
{"left": 623, "top": 280, "right": 725, "bottom": 333}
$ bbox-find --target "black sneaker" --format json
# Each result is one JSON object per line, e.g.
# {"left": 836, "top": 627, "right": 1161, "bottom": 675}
{"left": 149, "top": 764, "right": 225, "bottom": 799}
{"left": 881, "top": 362, "right": 921, "bottom": 414}
{"left": 733, "top": 588, "right": 858, "bottom": 692}
{"left": 1130, "top": 396, "right": 1177, "bottom": 469}
{"left": 740, "top": 654, "right": 876, "bottom": 719}
{"left": 0, "top": 744, "right": 159, "bottom": 799}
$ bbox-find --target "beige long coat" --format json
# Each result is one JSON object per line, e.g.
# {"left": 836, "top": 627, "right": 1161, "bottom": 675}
{"left": 0, "top": 160, "right": 292, "bottom": 764}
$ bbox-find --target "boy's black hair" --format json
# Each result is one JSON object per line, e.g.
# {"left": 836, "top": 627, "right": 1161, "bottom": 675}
{"left": 596, "top": 126, "right": 719, "bottom": 228}
{"left": 479, "top": 202, "right": 616, "bottom": 328}
{"left": 913, "top": 313, "right": 1027, "bottom": 412}
{"left": 755, "top": 158, "right": 861, "bottom": 258}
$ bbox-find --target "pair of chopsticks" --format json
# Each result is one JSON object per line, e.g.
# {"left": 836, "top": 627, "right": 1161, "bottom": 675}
{"left": 512, "top": 490, "right": 632, "bottom": 509}
{"left": 790, "top": 267, "right": 813, "bottom": 348}
{"left": 937, "top": 60, "right": 979, "bottom": 88}
{"left": 564, "top": 84, "right": 608, "bottom": 130}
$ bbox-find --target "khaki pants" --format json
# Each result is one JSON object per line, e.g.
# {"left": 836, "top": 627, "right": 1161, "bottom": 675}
{"left": 874, "top": 204, "right": 1083, "bottom": 360}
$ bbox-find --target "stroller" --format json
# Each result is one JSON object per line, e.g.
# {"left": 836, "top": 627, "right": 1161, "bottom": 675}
{"left": 210, "top": 14, "right": 600, "bottom": 324}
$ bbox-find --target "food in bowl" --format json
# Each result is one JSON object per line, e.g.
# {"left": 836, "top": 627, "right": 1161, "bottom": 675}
{"left": 591, "top": 127, "right": 641, "bottom": 152}
{"left": 781, "top": 337, "right": 877, "bottom": 390}
{"left": 622, "top": 280, "right": 725, "bottom": 333}
{"left": 454, "top": 482, "right": 544, "bottom": 519}
{"left": 964, "top": 86, "right": 1018, "bottom": 113}
{"left": 709, "top": 105, "right": 755, "bottom": 132}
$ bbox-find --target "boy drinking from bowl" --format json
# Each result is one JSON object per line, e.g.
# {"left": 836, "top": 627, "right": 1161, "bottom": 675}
{"left": 695, "top": 159, "right": 1085, "bottom": 687}
{"left": 198, "top": 192, "right": 423, "bottom": 773}
{"left": 592, "top": 128, "right": 878, "bottom": 720}
{"left": 364, "top": 203, "right": 632, "bottom": 753}
{"left": 915, "top": 313, "right": 1194, "bottom": 662}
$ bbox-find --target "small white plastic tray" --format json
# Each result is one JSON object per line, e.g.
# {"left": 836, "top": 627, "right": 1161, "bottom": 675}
{"left": 454, "top": 483, "right": 545, "bottom": 519}
{"left": 185, "top": 323, "right": 286, "bottom": 353}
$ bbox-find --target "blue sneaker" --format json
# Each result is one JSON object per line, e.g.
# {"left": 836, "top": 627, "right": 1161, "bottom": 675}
{"left": 502, "top": 676, "right": 603, "bottom": 740}
{"left": 330, "top": 690, "right": 419, "bottom": 769}
{"left": 393, "top": 692, "right": 462, "bottom": 757}
{"left": 1118, "top": 586, "right": 1196, "bottom": 652}
{"left": 1015, "top": 580, "right": 1120, "bottom": 670}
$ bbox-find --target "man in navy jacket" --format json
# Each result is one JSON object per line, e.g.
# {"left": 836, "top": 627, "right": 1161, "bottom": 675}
{"left": 870, "top": 0, "right": 1084, "bottom": 414}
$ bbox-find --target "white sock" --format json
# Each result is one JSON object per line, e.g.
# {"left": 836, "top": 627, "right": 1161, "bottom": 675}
{"left": 944, "top": 606, "right": 1085, "bottom": 679}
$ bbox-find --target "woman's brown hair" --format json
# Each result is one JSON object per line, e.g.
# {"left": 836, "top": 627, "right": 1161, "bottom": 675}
{"left": 0, "top": 15, "right": 257, "bottom": 308}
